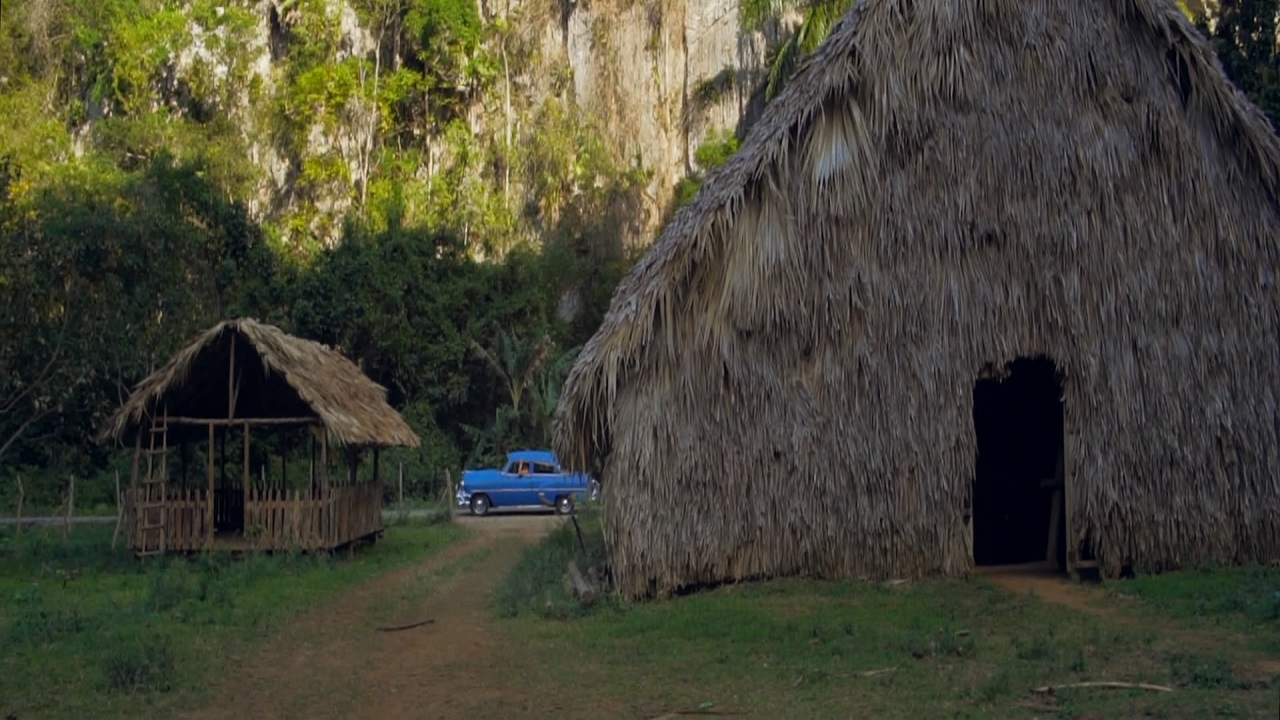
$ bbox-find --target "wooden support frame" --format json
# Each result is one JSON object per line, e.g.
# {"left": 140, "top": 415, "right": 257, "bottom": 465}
{"left": 207, "top": 423, "right": 215, "bottom": 550}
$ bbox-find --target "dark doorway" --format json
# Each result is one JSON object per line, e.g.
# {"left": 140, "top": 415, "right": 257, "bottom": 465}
{"left": 972, "top": 356, "right": 1066, "bottom": 569}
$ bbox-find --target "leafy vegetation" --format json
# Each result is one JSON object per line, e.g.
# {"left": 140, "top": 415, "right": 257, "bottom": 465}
{"left": 0, "top": 519, "right": 468, "bottom": 717}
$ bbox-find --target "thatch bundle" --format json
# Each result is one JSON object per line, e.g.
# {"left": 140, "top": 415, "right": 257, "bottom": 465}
{"left": 554, "top": 0, "right": 1280, "bottom": 599}
{"left": 100, "top": 318, "right": 420, "bottom": 449}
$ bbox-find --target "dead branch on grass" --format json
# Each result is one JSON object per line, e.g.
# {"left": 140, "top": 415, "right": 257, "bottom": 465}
{"left": 376, "top": 619, "right": 435, "bottom": 632}
{"left": 1032, "top": 681, "right": 1173, "bottom": 694}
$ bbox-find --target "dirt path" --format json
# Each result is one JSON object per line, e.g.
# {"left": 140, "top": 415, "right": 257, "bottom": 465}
{"left": 181, "top": 512, "right": 561, "bottom": 720}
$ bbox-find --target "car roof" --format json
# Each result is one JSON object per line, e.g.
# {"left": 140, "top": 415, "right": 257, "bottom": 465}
{"left": 507, "top": 449, "right": 557, "bottom": 463}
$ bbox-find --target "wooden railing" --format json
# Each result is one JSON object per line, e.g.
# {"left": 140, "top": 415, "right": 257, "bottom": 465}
{"left": 126, "top": 482, "right": 384, "bottom": 553}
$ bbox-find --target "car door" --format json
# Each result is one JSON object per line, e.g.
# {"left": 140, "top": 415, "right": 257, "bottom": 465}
{"left": 531, "top": 461, "right": 558, "bottom": 504}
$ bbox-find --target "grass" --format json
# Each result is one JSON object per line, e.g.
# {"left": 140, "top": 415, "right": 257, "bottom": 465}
{"left": 497, "top": 526, "right": 1280, "bottom": 719}
{"left": 0, "top": 517, "right": 468, "bottom": 720}
{"left": 493, "top": 507, "right": 610, "bottom": 620}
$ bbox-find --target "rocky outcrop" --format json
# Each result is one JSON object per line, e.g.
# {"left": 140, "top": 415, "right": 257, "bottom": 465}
{"left": 153, "top": 0, "right": 771, "bottom": 248}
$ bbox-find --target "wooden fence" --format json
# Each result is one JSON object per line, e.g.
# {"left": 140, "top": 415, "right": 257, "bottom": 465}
{"left": 126, "top": 482, "right": 383, "bottom": 553}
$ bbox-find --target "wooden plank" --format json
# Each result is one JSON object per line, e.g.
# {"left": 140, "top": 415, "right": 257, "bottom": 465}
{"left": 164, "top": 416, "right": 321, "bottom": 427}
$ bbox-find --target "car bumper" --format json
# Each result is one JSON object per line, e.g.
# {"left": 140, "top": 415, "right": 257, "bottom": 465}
{"left": 455, "top": 490, "right": 472, "bottom": 508}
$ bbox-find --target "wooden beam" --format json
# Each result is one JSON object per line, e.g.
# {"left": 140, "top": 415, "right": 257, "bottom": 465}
{"left": 207, "top": 422, "right": 215, "bottom": 550}
{"left": 242, "top": 421, "right": 250, "bottom": 535}
{"left": 228, "top": 332, "right": 237, "bottom": 420}
{"left": 164, "top": 416, "right": 321, "bottom": 427}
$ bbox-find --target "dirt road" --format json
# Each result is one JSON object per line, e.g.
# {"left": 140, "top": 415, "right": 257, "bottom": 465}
{"left": 181, "top": 512, "right": 561, "bottom": 720}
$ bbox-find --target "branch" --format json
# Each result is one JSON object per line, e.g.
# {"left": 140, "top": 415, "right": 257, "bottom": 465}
{"left": 1032, "top": 681, "right": 1173, "bottom": 694}
{"left": 0, "top": 312, "right": 70, "bottom": 416}
{"left": 0, "top": 403, "right": 56, "bottom": 464}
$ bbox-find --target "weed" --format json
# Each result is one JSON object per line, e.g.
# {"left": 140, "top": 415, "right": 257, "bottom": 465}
{"left": 99, "top": 628, "right": 176, "bottom": 694}
{"left": 1014, "top": 631, "right": 1057, "bottom": 662}
{"left": 8, "top": 584, "right": 94, "bottom": 644}
{"left": 976, "top": 667, "right": 1011, "bottom": 703}
{"left": 1168, "top": 652, "right": 1240, "bottom": 689}
{"left": 494, "top": 509, "right": 609, "bottom": 619}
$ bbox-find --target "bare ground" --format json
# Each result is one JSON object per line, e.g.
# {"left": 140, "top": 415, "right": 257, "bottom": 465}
{"left": 180, "top": 512, "right": 562, "bottom": 720}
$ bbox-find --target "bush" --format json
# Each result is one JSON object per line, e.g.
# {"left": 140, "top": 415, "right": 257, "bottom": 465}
{"left": 100, "top": 628, "right": 176, "bottom": 693}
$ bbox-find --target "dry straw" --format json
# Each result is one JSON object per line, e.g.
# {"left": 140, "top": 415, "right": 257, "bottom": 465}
{"left": 555, "top": 0, "right": 1280, "bottom": 598}
{"left": 101, "top": 318, "right": 420, "bottom": 449}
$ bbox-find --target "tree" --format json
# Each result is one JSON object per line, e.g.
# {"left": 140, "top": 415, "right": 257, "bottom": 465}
{"left": 740, "top": 0, "right": 856, "bottom": 101}
{"left": 1195, "top": 0, "right": 1280, "bottom": 128}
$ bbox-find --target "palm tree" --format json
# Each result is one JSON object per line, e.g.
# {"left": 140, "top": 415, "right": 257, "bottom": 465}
{"left": 470, "top": 328, "right": 554, "bottom": 415}
{"left": 741, "top": 0, "right": 856, "bottom": 101}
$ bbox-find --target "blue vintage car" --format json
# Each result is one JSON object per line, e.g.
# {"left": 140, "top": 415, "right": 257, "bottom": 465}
{"left": 456, "top": 449, "right": 597, "bottom": 516}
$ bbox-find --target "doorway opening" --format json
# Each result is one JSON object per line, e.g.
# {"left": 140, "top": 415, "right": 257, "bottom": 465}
{"left": 972, "top": 355, "right": 1066, "bottom": 570}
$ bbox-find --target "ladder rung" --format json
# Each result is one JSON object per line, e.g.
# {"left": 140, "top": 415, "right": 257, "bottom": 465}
{"left": 138, "top": 523, "right": 166, "bottom": 530}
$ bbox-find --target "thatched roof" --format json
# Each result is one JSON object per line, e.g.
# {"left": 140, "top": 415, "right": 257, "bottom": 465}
{"left": 555, "top": 0, "right": 1280, "bottom": 598}
{"left": 100, "top": 318, "right": 420, "bottom": 449}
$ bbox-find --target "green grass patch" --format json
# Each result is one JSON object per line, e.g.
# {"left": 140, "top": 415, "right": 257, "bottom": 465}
{"left": 493, "top": 508, "right": 609, "bottom": 620}
{"left": 0, "top": 518, "right": 467, "bottom": 719}
{"left": 497, "top": 567, "right": 1280, "bottom": 719}
{"left": 1106, "top": 564, "right": 1280, "bottom": 652}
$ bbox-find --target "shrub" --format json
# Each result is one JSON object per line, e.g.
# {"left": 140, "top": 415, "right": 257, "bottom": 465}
{"left": 100, "top": 629, "right": 177, "bottom": 693}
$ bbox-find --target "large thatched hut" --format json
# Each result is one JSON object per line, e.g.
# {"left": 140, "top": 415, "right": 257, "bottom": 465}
{"left": 555, "top": 0, "right": 1280, "bottom": 599}
{"left": 100, "top": 318, "right": 419, "bottom": 555}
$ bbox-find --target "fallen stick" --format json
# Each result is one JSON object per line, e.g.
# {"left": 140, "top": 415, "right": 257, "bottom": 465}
{"left": 648, "top": 711, "right": 749, "bottom": 719}
{"left": 860, "top": 666, "right": 898, "bottom": 677}
{"left": 376, "top": 619, "right": 435, "bottom": 632}
{"left": 1032, "top": 681, "right": 1173, "bottom": 694}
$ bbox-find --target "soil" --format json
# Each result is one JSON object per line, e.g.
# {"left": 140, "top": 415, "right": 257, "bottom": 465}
{"left": 179, "top": 512, "right": 562, "bottom": 720}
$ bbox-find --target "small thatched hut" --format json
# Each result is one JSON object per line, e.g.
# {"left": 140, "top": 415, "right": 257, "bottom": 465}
{"left": 100, "top": 318, "right": 420, "bottom": 555}
{"left": 555, "top": 0, "right": 1280, "bottom": 599}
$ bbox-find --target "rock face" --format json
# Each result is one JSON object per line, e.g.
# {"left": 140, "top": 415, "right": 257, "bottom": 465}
{"left": 551, "top": 0, "right": 769, "bottom": 223}
{"left": 158, "top": 0, "right": 771, "bottom": 248}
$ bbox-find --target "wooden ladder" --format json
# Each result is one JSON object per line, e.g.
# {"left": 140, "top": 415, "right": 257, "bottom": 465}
{"left": 135, "top": 412, "right": 169, "bottom": 556}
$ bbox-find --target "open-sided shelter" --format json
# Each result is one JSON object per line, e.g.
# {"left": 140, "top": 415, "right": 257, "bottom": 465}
{"left": 100, "top": 318, "right": 420, "bottom": 554}
{"left": 555, "top": 0, "right": 1280, "bottom": 599}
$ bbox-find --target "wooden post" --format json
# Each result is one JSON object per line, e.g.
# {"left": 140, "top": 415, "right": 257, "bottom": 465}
{"left": 129, "top": 432, "right": 141, "bottom": 549}
{"left": 14, "top": 474, "right": 23, "bottom": 537}
{"left": 320, "top": 432, "right": 329, "bottom": 546}
{"left": 242, "top": 421, "right": 250, "bottom": 538}
{"left": 398, "top": 462, "right": 406, "bottom": 523}
{"left": 111, "top": 471, "right": 123, "bottom": 549}
{"left": 63, "top": 475, "right": 74, "bottom": 542}
{"left": 207, "top": 423, "right": 215, "bottom": 550}
{"left": 567, "top": 560, "right": 595, "bottom": 605}
{"left": 445, "top": 468, "right": 453, "bottom": 519}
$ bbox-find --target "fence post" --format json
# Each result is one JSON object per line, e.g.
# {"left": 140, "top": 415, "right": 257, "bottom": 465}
{"left": 14, "top": 474, "right": 23, "bottom": 537}
{"left": 112, "top": 470, "right": 123, "bottom": 549}
{"left": 63, "top": 474, "right": 75, "bottom": 542}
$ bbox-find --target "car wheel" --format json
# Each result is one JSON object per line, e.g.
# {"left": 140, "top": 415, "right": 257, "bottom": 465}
{"left": 471, "top": 494, "right": 490, "bottom": 517}
{"left": 555, "top": 495, "right": 573, "bottom": 515}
